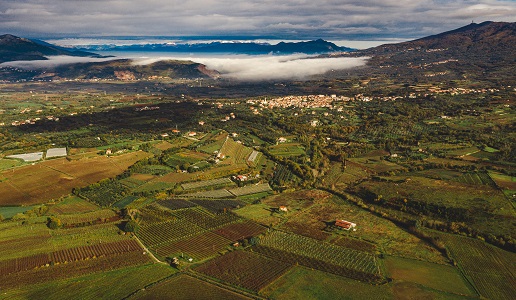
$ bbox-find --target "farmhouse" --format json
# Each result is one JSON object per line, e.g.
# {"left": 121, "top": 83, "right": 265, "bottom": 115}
{"left": 335, "top": 219, "right": 357, "bottom": 231}
{"left": 279, "top": 206, "right": 288, "bottom": 212}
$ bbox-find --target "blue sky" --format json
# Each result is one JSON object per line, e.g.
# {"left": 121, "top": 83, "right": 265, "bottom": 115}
{"left": 1, "top": 0, "right": 515, "bottom": 39}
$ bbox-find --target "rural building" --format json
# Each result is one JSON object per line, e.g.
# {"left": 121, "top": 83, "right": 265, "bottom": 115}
{"left": 279, "top": 206, "right": 288, "bottom": 212}
{"left": 335, "top": 219, "right": 357, "bottom": 231}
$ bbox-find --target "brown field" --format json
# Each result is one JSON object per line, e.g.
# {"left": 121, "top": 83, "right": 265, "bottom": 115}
{"left": 155, "top": 171, "right": 195, "bottom": 183}
{"left": 154, "top": 232, "right": 231, "bottom": 260}
{"left": 134, "top": 274, "right": 252, "bottom": 300}
{"left": 0, "top": 251, "right": 152, "bottom": 290}
{"left": 0, "top": 151, "right": 149, "bottom": 206}
{"left": 212, "top": 221, "right": 267, "bottom": 241}
{"left": 196, "top": 250, "right": 292, "bottom": 292}
{"left": 153, "top": 141, "right": 174, "bottom": 151}
{"left": 47, "top": 196, "right": 99, "bottom": 215}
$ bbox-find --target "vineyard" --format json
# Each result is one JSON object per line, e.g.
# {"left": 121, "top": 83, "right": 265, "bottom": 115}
{"left": 181, "top": 177, "right": 233, "bottom": 190}
{"left": 220, "top": 138, "right": 253, "bottom": 165}
{"left": 133, "top": 274, "right": 250, "bottom": 300}
{"left": 155, "top": 232, "right": 231, "bottom": 260}
{"left": 0, "top": 240, "right": 143, "bottom": 275}
{"left": 213, "top": 221, "right": 267, "bottom": 241}
{"left": 0, "top": 250, "right": 151, "bottom": 289}
{"left": 158, "top": 199, "right": 197, "bottom": 210}
{"left": 228, "top": 183, "right": 272, "bottom": 197}
{"left": 272, "top": 164, "right": 299, "bottom": 186}
{"left": 254, "top": 231, "right": 383, "bottom": 282}
{"left": 454, "top": 172, "right": 497, "bottom": 187}
{"left": 180, "top": 188, "right": 235, "bottom": 199}
{"left": 440, "top": 234, "right": 516, "bottom": 300}
{"left": 137, "top": 219, "right": 205, "bottom": 247}
{"left": 58, "top": 209, "right": 117, "bottom": 225}
{"left": 47, "top": 196, "right": 99, "bottom": 215}
{"left": 330, "top": 236, "right": 377, "bottom": 253}
{"left": 76, "top": 179, "right": 128, "bottom": 207}
{"left": 172, "top": 207, "right": 241, "bottom": 230}
{"left": 195, "top": 250, "right": 292, "bottom": 292}
{"left": 190, "top": 199, "right": 247, "bottom": 214}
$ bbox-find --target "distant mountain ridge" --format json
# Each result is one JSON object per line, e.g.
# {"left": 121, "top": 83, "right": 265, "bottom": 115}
{"left": 0, "top": 34, "right": 102, "bottom": 63}
{"left": 76, "top": 39, "right": 354, "bottom": 54}
{"left": 365, "top": 21, "right": 516, "bottom": 54}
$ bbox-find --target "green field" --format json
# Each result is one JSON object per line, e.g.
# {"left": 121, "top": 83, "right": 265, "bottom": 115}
{"left": 261, "top": 266, "right": 392, "bottom": 300}
{"left": 384, "top": 256, "right": 475, "bottom": 296}
{"left": 133, "top": 274, "right": 251, "bottom": 300}
{"left": 0, "top": 206, "right": 35, "bottom": 219}
{"left": 1, "top": 263, "right": 174, "bottom": 300}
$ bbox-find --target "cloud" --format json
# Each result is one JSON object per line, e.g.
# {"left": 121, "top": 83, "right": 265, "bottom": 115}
{"left": 132, "top": 54, "right": 369, "bottom": 81}
{"left": 0, "top": 56, "right": 116, "bottom": 69}
{"left": 1, "top": 1, "right": 515, "bottom": 39}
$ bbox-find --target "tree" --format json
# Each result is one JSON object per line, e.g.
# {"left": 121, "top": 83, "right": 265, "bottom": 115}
{"left": 47, "top": 216, "right": 62, "bottom": 229}
{"left": 123, "top": 220, "right": 139, "bottom": 233}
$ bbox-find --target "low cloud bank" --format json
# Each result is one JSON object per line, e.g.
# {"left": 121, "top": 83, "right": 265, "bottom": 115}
{"left": 0, "top": 56, "right": 117, "bottom": 69}
{"left": 135, "top": 54, "right": 369, "bottom": 81}
{"left": 1, "top": 54, "right": 368, "bottom": 81}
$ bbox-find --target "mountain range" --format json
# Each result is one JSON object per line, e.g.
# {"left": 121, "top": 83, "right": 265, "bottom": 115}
{"left": 75, "top": 39, "right": 353, "bottom": 54}
{"left": 0, "top": 21, "right": 514, "bottom": 82}
{"left": 0, "top": 34, "right": 102, "bottom": 64}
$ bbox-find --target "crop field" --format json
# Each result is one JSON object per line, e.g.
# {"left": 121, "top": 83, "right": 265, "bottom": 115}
{"left": 48, "top": 223, "right": 133, "bottom": 251}
{"left": 0, "top": 158, "right": 23, "bottom": 171}
{"left": 0, "top": 151, "right": 150, "bottom": 206}
{"left": 3, "top": 264, "right": 175, "bottom": 300}
{"left": 154, "top": 171, "right": 195, "bottom": 183}
{"left": 172, "top": 207, "right": 241, "bottom": 230}
{"left": 137, "top": 219, "right": 205, "bottom": 248}
{"left": 256, "top": 231, "right": 381, "bottom": 281}
{"left": 489, "top": 172, "right": 516, "bottom": 193}
{"left": 348, "top": 157, "right": 405, "bottom": 174}
{"left": 321, "top": 162, "right": 371, "bottom": 189}
{"left": 0, "top": 240, "right": 143, "bottom": 275}
{"left": 229, "top": 183, "right": 272, "bottom": 196}
{"left": 197, "top": 132, "right": 228, "bottom": 154}
{"left": 454, "top": 172, "right": 496, "bottom": 187}
{"left": 133, "top": 274, "right": 251, "bottom": 300}
{"left": 212, "top": 221, "right": 267, "bottom": 241}
{"left": 268, "top": 143, "right": 305, "bottom": 157}
{"left": 58, "top": 209, "right": 117, "bottom": 225}
{"left": 190, "top": 199, "right": 247, "bottom": 214}
{"left": 133, "top": 181, "right": 176, "bottom": 193}
{"left": 47, "top": 196, "right": 99, "bottom": 215}
{"left": 118, "top": 176, "right": 146, "bottom": 188}
{"left": 261, "top": 267, "right": 395, "bottom": 300}
{"left": 180, "top": 188, "right": 235, "bottom": 198}
{"left": 155, "top": 232, "right": 231, "bottom": 260}
{"left": 44, "top": 151, "right": 151, "bottom": 183}
{"left": 164, "top": 150, "right": 209, "bottom": 167}
{"left": 157, "top": 199, "right": 197, "bottom": 210}
{"left": 329, "top": 236, "right": 377, "bottom": 253}
{"left": 113, "top": 195, "right": 140, "bottom": 209}
{"left": 233, "top": 203, "right": 282, "bottom": 227}
{"left": 196, "top": 250, "right": 292, "bottom": 292}
{"left": 384, "top": 256, "right": 474, "bottom": 296}
{"left": 181, "top": 177, "right": 233, "bottom": 190}
{"left": 138, "top": 204, "right": 177, "bottom": 225}
{"left": 437, "top": 233, "right": 516, "bottom": 300}
{"left": 78, "top": 180, "right": 128, "bottom": 207}
{"left": 0, "top": 250, "right": 152, "bottom": 290}
{"left": 153, "top": 141, "right": 174, "bottom": 150}
{"left": 272, "top": 164, "right": 299, "bottom": 186}
{"left": 0, "top": 224, "right": 52, "bottom": 261}
{"left": 0, "top": 206, "right": 36, "bottom": 219}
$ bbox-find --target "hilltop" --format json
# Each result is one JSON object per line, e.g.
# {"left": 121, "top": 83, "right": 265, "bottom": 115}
{"left": 0, "top": 34, "right": 102, "bottom": 63}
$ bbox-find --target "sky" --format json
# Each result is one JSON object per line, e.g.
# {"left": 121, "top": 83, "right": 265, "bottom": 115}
{"left": 1, "top": 0, "right": 515, "bottom": 40}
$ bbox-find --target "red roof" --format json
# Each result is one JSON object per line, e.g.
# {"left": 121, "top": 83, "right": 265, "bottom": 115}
{"left": 335, "top": 219, "right": 356, "bottom": 229}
